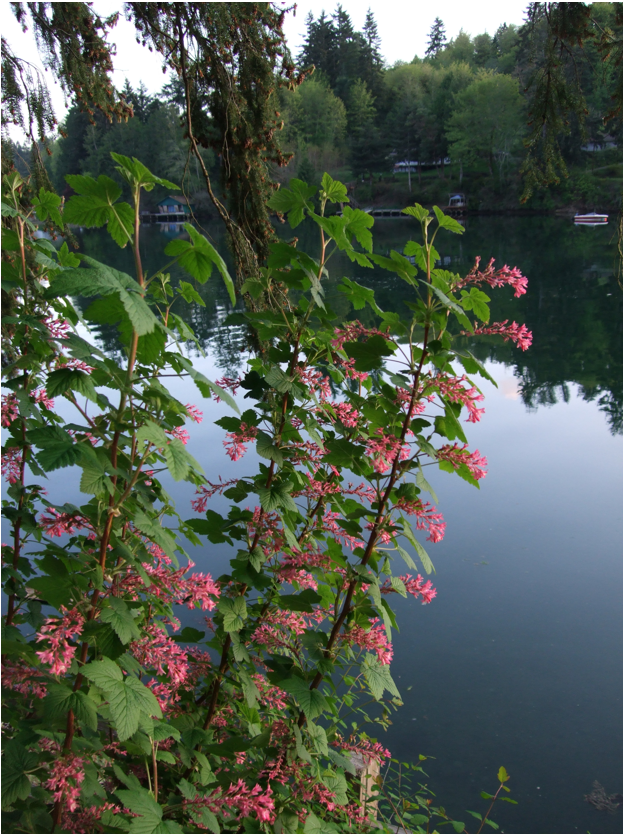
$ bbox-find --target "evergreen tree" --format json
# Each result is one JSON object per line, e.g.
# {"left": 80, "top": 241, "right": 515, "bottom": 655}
{"left": 298, "top": 11, "right": 337, "bottom": 86}
{"left": 426, "top": 17, "right": 447, "bottom": 57}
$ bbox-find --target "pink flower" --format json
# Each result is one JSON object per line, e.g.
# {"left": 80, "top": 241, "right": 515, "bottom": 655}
{"left": 45, "top": 317, "right": 71, "bottom": 339}
{"left": 365, "top": 429, "right": 411, "bottom": 475}
{"left": 39, "top": 508, "right": 91, "bottom": 538}
{"left": 432, "top": 373, "right": 485, "bottom": 423}
{"left": 33, "top": 387, "right": 55, "bottom": 410}
{"left": 214, "top": 376, "right": 241, "bottom": 400}
{"left": 331, "top": 401, "right": 360, "bottom": 427}
{"left": 191, "top": 478, "right": 239, "bottom": 512}
{"left": 44, "top": 754, "right": 86, "bottom": 812}
{"left": 437, "top": 443, "right": 488, "bottom": 480}
{"left": 1, "top": 393, "right": 19, "bottom": 427}
{"left": 168, "top": 426, "right": 190, "bottom": 445}
{"left": 466, "top": 320, "right": 533, "bottom": 351}
{"left": 342, "top": 617, "right": 393, "bottom": 665}
{"left": 57, "top": 358, "right": 94, "bottom": 373}
{"left": 456, "top": 256, "right": 528, "bottom": 297}
{"left": 36, "top": 607, "right": 85, "bottom": 675}
{"left": 335, "top": 734, "right": 391, "bottom": 763}
{"left": 131, "top": 623, "right": 191, "bottom": 688}
{"left": 394, "top": 498, "right": 446, "bottom": 543}
{"left": 1, "top": 658, "right": 47, "bottom": 698}
{"left": 185, "top": 403, "right": 203, "bottom": 423}
{"left": 381, "top": 573, "right": 437, "bottom": 604}
{"left": 224, "top": 422, "right": 258, "bottom": 461}
{"left": 294, "top": 366, "right": 332, "bottom": 401}
{"left": 1, "top": 446, "right": 23, "bottom": 484}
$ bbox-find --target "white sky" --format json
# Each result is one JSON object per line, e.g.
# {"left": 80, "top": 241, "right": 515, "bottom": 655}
{"left": 2, "top": 0, "right": 529, "bottom": 135}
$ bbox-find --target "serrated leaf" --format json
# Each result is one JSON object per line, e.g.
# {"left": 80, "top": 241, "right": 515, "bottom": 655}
{"left": 178, "top": 280, "right": 206, "bottom": 307}
{"left": 27, "top": 425, "right": 80, "bottom": 471}
{"left": 321, "top": 173, "right": 348, "bottom": 203}
{"left": 111, "top": 153, "right": 179, "bottom": 192}
{"left": 219, "top": 596, "right": 247, "bottom": 632}
{"left": 78, "top": 455, "right": 110, "bottom": 497}
{"left": 280, "top": 677, "right": 328, "bottom": 719}
{"left": 136, "top": 421, "right": 167, "bottom": 449}
{"left": 1, "top": 742, "right": 37, "bottom": 808}
{"left": 362, "top": 653, "right": 400, "bottom": 701}
{"left": 100, "top": 598, "right": 142, "bottom": 644}
{"left": 106, "top": 676, "right": 162, "bottom": 741}
{"left": 44, "top": 683, "right": 98, "bottom": 730}
{"left": 255, "top": 430, "right": 283, "bottom": 465}
{"left": 83, "top": 657, "right": 124, "bottom": 688}
{"left": 497, "top": 765, "right": 509, "bottom": 783}
{"left": 164, "top": 437, "right": 193, "bottom": 481}
{"left": 165, "top": 224, "right": 235, "bottom": 304}
{"left": 119, "top": 289, "right": 159, "bottom": 336}
{"left": 33, "top": 188, "right": 63, "bottom": 227}
{"left": 433, "top": 205, "right": 465, "bottom": 235}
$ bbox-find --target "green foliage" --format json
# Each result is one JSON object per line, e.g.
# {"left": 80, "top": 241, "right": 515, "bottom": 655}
{"left": 1, "top": 163, "right": 520, "bottom": 834}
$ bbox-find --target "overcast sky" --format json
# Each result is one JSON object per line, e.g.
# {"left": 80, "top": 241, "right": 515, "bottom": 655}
{"left": 3, "top": 0, "right": 529, "bottom": 132}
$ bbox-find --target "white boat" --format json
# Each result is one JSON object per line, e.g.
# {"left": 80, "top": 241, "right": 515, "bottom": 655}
{"left": 574, "top": 212, "right": 608, "bottom": 225}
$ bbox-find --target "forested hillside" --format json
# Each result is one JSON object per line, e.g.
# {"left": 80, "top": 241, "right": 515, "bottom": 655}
{"left": 11, "top": 2, "right": 622, "bottom": 212}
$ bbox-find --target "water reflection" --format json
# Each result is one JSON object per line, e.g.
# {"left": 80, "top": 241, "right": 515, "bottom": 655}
{"left": 72, "top": 215, "right": 621, "bottom": 434}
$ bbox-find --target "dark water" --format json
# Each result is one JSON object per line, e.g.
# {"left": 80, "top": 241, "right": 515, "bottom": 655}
{"left": 43, "top": 217, "right": 623, "bottom": 831}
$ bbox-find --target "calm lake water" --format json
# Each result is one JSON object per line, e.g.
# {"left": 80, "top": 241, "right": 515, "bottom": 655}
{"left": 39, "top": 216, "right": 623, "bottom": 832}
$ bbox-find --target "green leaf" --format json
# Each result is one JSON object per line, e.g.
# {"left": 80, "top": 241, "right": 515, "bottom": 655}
{"left": 44, "top": 683, "right": 98, "bottom": 730}
{"left": 497, "top": 765, "right": 509, "bottom": 783}
{"left": 1, "top": 742, "right": 37, "bottom": 808}
{"left": 416, "top": 466, "right": 439, "bottom": 504}
{"left": 459, "top": 287, "right": 490, "bottom": 323}
{"left": 280, "top": 677, "right": 328, "bottom": 719}
{"left": 450, "top": 823, "right": 466, "bottom": 833}
{"left": 165, "top": 224, "right": 235, "bottom": 304}
{"left": 111, "top": 153, "right": 179, "bottom": 191}
{"left": 119, "top": 288, "right": 159, "bottom": 336}
{"left": 178, "top": 280, "right": 206, "bottom": 307}
{"left": 401, "top": 525, "right": 435, "bottom": 575}
{"left": 164, "top": 437, "right": 199, "bottom": 481}
{"left": 27, "top": 425, "right": 81, "bottom": 471}
{"left": 433, "top": 205, "right": 465, "bottom": 234}
{"left": 322, "top": 771, "right": 348, "bottom": 806}
{"left": 46, "top": 368, "right": 97, "bottom": 402}
{"left": 219, "top": 596, "right": 247, "bottom": 632}
{"left": 100, "top": 598, "right": 142, "bottom": 644}
{"left": 402, "top": 204, "right": 430, "bottom": 222}
{"left": 106, "top": 676, "right": 162, "bottom": 741}
{"left": 338, "top": 277, "right": 382, "bottom": 313}
{"left": 64, "top": 174, "right": 133, "bottom": 247}
{"left": 255, "top": 430, "right": 283, "bottom": 466}
{"left": 320, "top": 173, "right": 348, "bottom": 204}
{"left": 276, "top": 589, "right": 322, "bottom": 613}
{"left": 362, "top": 653, "right": 400, "bottom": 701}
{"left": 343, "top": 334, "right": 394, "bottom": 371}
{"left": 33, "top": 188, "right": 63, "bottom": 227}
{"left": 307, "top": 721, "right": 328, "bottom": 755}
{"left": 116, "top": 788, "right": 164, "bottom": 834}
{"left": 82, "top": 657, "right": 124, "bottom": 688}
{"left": 136, "top": 420, "right": 168, "bottom": 449}
{"left": 342, "top": 206, "right": 373, "bottom": 251}
{"left": 266, "top": 179, "right": 316, "bottom": 228}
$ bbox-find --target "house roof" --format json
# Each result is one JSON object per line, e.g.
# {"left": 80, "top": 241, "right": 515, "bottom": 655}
{"left": 158, "top": 195, "right": 192, "bottom": 205}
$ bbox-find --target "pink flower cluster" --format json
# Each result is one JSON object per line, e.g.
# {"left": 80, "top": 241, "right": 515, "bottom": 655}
{"left": 394, "top": 498, "right": 446, "bottom": 543}
{"left": 1, "top": 658, "right": 47, "bottom": 699}
{"left": 467, "top": 320, "right": 533, "bottom": 351}
{"left": 39, "top": 508, "right": 92, "bottom": 538}
{"left": 58, "top": 358, "right": 94, "bottom": 374}
{"left": 1, "top": 393, "right": 18, "bottom": 427}
{"left": 131, "top": 623, "right": 191, "bottom": 688}
{"left": 183, "top": 780, "right": 275, "bottom": 824}
{"left": 437, "top": 443, "right": 488, "bottom": 480}
{"left": 457, "top": 256, "right": 528, "bottom": 298}
{"left": 381, "top": 573, "right": 437, "bottom": 604}
{"left": 1, "top": 446, "right": 23, "bottom": 484}
{"left": 330, "top": 401, "right": 360, "bottom": 427}
{"left": 214, "top": 375, "right": 242, "bottom": 400}
{"left": 366, "top": 429, "right": 411, "bottom": 475}
{"left": 36, "top": 607, "right": 85, "bottom": 675}
{"left": 133, "top": 546, "right": 221, "bottom": 612}
{"left": 342, "top": 617, "right": 393, "bottom": 665}
{"left": 45, "top": 316, "right": 71, "bottom": 339}
{"left": 253, "top": 609, "right": 308, "bottom": 652}
{"left": 33, "top": 387, "right": 55, "bottom": 410}
{"left": 168, "top": 425, "right": 190, "bottom": 445}
{"left": 185, "top": 403, "right": 203, "bottom": 423}
{"left": 44, "top": 754, "right": 86, "bottom": 812}
{"left": 322, "top": 510, "right": 364, "bottom": 551}
{"left": 294, "top": 366, "right": 332, "bottom": 401}
{"left": 432, "top": 373, "right": 485, "bottom": 423}
{"left": 191, "top": 478, "right": 239, "bottom": 512}
{"left": 224, "top": 422, "right": 258, "bottom": 461}
{"left": 330, "top": 322, "right": 392, "bottom": 351}
{"left": 335, "top": 734, "right": 391, "bottom": 764}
